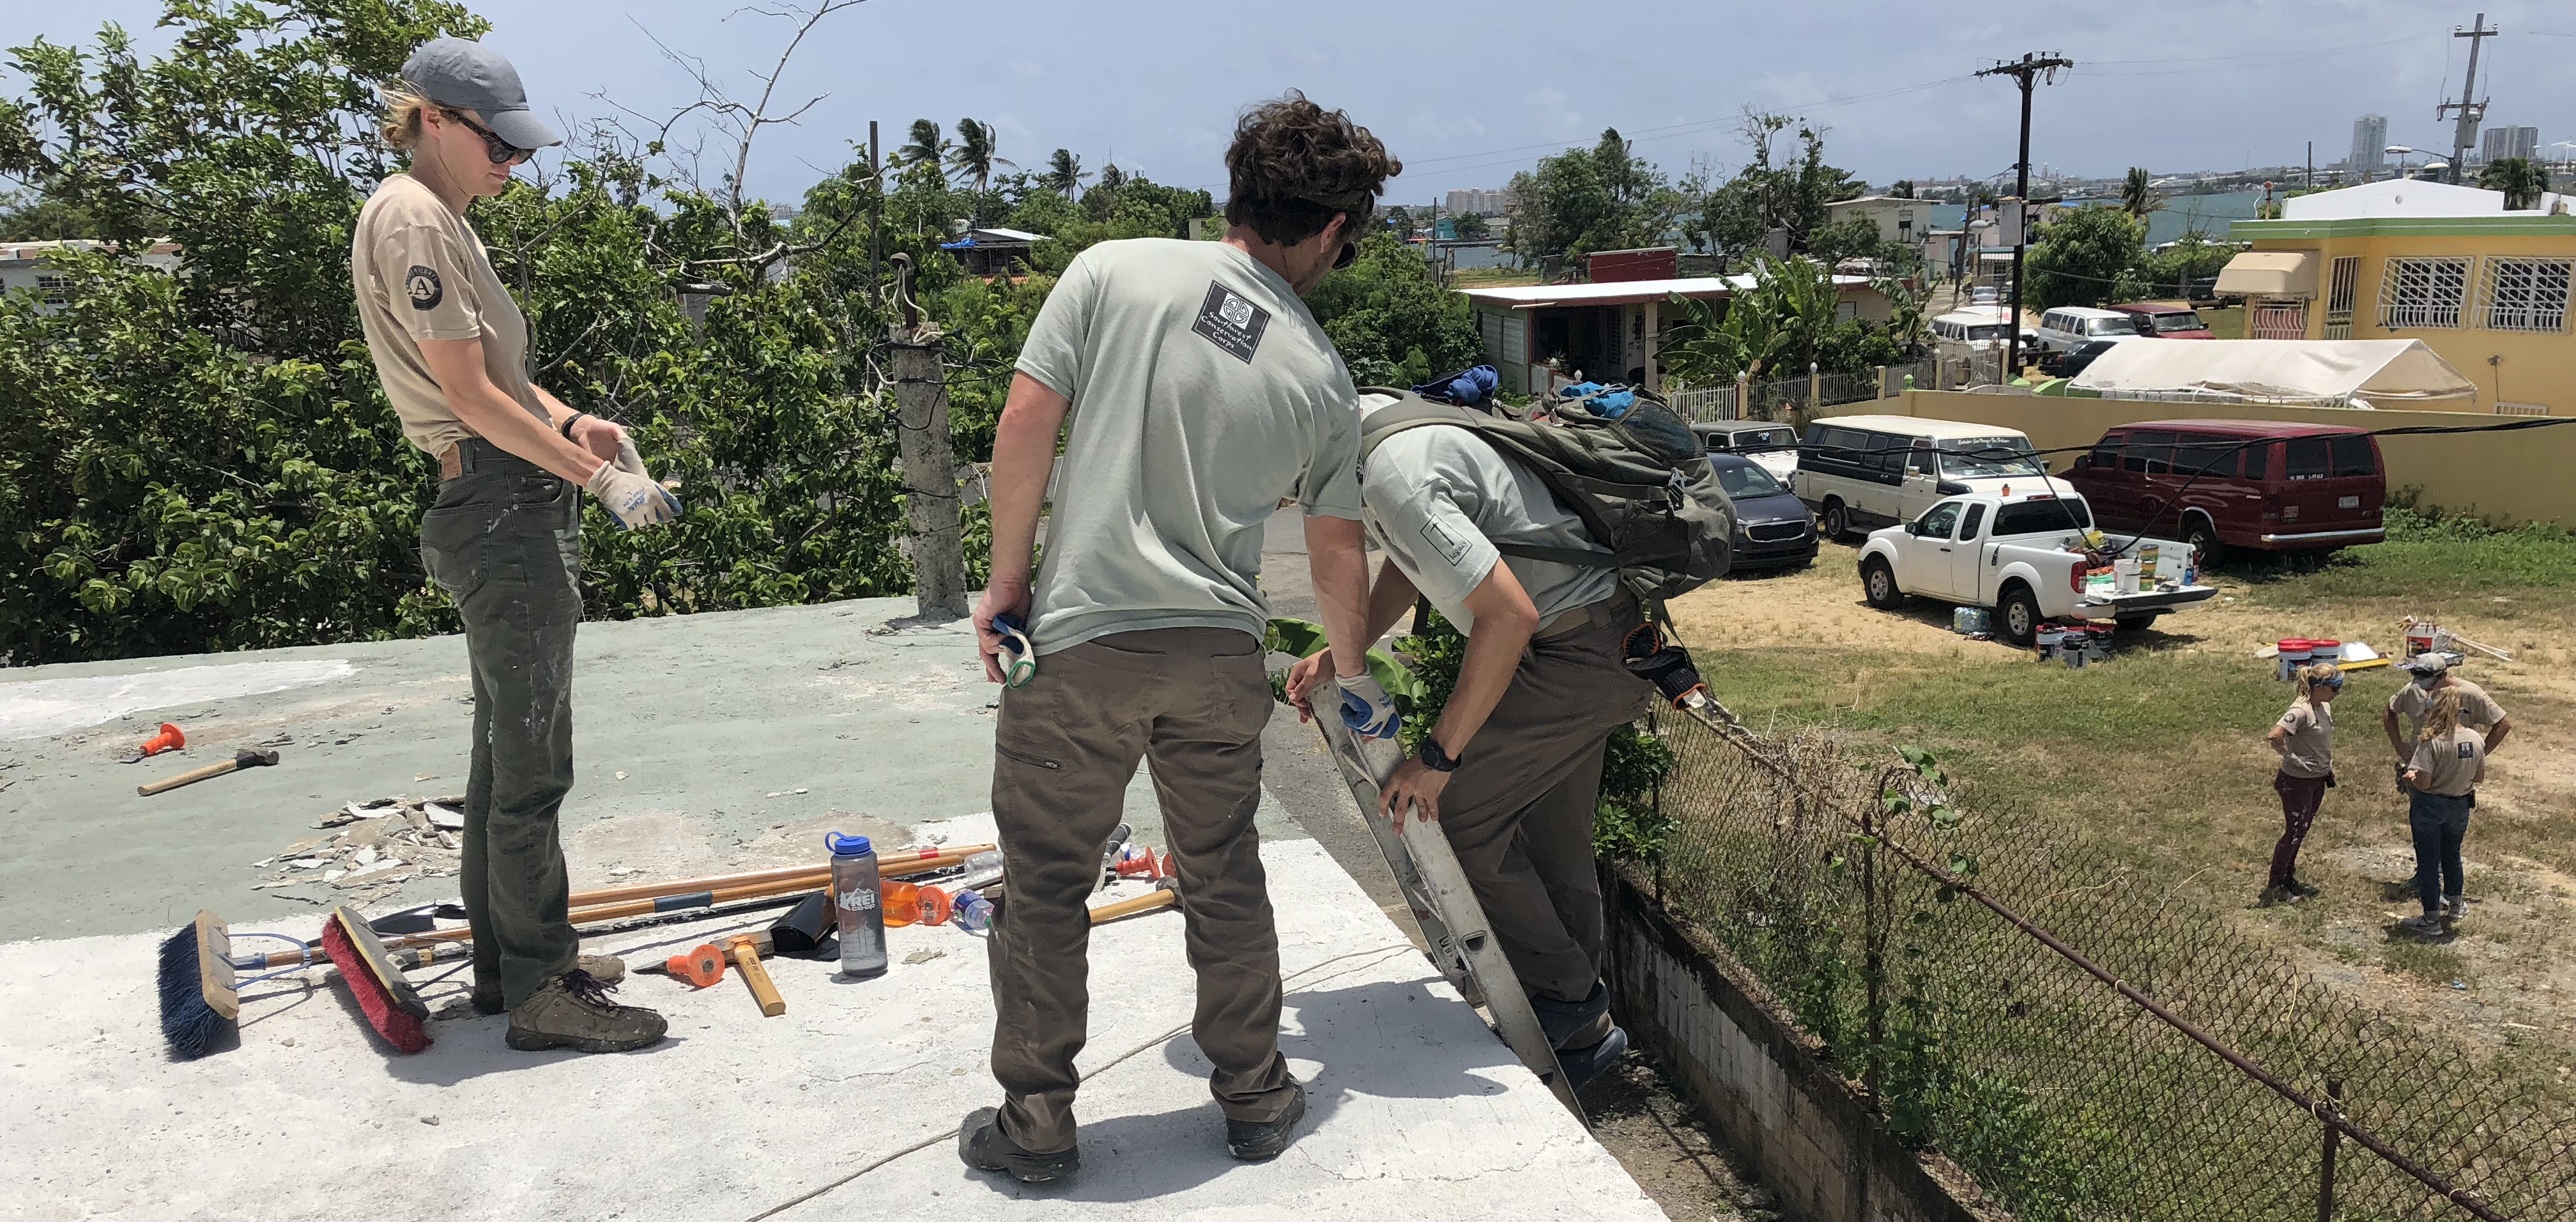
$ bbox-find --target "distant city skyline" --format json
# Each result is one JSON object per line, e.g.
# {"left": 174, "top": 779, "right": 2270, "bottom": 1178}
{"left": 14, "top": 1, "right": 2568, "bottom": 204}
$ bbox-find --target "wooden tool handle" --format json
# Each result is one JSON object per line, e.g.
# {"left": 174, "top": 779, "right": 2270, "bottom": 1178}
{"left": 566, "top": 846, "right": 996, "bottom": 908}
{"left": 1088, "top": 886, "right": 1179, "bottom": 924}
{"left": 386, "top": 853, "right": 984, "bottom": 948}
{"left": 139, "top": 759, "right": 240, "bottom": 798}
{"left": 730, "top": 937, "right": 785, "bottom": 1017}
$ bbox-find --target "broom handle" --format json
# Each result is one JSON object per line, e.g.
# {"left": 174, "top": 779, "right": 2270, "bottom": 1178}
{"left": 566, "top": 846, "right": 995, "bottom": 908}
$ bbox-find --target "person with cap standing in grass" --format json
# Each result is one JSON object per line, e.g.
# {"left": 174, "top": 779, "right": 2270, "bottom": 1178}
{"left": 2383, "top": 652, "right": 2511, "bottom": 763}
{"left": 2398, "top": 688, "right": 2487, "bottom": 938}
{"left": 2260, "top": 661, "right": 2342, "bottom": 906}
{"left": 353, "top": 38, "right": 679, "bottom": 1052}
{"left": 959, "top": 90, "right": 1398, "bottom": 1182}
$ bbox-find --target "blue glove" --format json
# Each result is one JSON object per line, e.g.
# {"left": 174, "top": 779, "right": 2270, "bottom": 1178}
{"left": 1337, "top": 673, "right": 1400, "bottom": 739}
{"left": 992, "top": 612, "right": 1036, "bottom": 689}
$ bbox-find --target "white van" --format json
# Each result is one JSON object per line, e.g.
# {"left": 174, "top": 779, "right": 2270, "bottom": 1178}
{"left": 1792, "top": 415, "right": 2050, "bottom": 540}
{"left": 2034, "top": 306, "right": 2143, "bottom": 355}
{"left": 1929, "top": 307, "right": 2014, "bottom": 362}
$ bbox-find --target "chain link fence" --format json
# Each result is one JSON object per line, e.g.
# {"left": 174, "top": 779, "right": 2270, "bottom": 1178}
{"left": 1634, "top": 707, "right": 2576, "bottom": 1222}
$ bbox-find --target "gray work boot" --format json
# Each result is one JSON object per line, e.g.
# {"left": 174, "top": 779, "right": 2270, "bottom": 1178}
{"left": 503, "top": 969, "right": 666, "bottom": 1053}
{"left": 472, "top": 954, "right": 627, "bottom": 1015}
{"left": 1529, "top": 982, "right": 1614, "bottom": 1050}
{"left": 958, "top": 1107, "right": 1080, "bottom": 1183}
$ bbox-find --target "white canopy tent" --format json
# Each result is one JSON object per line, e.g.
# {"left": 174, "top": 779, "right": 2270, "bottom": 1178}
{"left": 2068, "top": 339, "right": 2479, "bottom": 410}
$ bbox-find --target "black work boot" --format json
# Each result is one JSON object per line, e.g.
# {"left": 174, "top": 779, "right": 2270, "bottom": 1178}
{"left": 1558, "top": 1025, "right": 1631, "bottom": 1093}
{"left": 503, "top": 969, "right": 666, "bottom": 1052}
{"left": 958, "top": 1107, "right": 1080, "bottom": 1183}
{"left": 1225, "top": 1081, "right": 1308, "bottom": 1161}
{"left": 473, "top": 954, "right": 627, "bottom": 1015}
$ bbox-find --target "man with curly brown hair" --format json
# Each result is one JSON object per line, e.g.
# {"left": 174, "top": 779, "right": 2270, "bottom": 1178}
{"left": 960, "top": 92, "right": 1400, "bottom": 1182}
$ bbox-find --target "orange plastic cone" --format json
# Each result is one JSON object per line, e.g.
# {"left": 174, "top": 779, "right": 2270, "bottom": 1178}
{"left": 139, "top": 723, "right": 185, "bottom": 757}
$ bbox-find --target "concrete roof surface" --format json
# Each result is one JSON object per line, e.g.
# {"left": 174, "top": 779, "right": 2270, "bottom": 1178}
{"left": 2280, "top": 178, "right": 2568, "bottom": 220}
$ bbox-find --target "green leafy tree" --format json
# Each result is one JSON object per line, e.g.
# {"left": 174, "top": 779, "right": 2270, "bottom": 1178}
{"left": 2120, "top": 167, "right": 2161, "bottom": 218}
{"left": 2118, "top": 229, "right": 2234, "bottom": 302}
{"left": 0, "top": 182, "right": 99, "bottom": 239}
{"left": 1451, "top": 212, "right": 1490, "bottom": 240}
{"left": 945, "top": 117, "right": 1011, "bottom": 195}
{"left": 2478, "top": 157, "right": 2547, "bottom": 210}
{"left": 1889, "top": 179, "right": 1915, "bottom": 199}
{"left": 1807, "top": 215, "right": 1891, "bottom": 268}
{"left": 1503, "top": 127, "right": 1683, "bottom": 264}
{"left": 1095, "top": 161, "right": 1127, "bottom": 192}
{"left": 1304, "top": 230, "right": 1481, "bottom": 387}
{"left": 1039, "top": 148, "right": 1089, "bottom": 199}
{"left": 1660, "top": 254, "right": 1901, "bottom": 388}
{"left": 1687, "top": 112, "right": 1864, "bottom": 269}
{"left": 2023, "top": 205, "right": 2143, "bottom": 312}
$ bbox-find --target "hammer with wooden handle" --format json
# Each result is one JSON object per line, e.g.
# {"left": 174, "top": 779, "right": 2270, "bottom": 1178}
{"left": 1088, "top": 877, "right": 1179, "bottom": 924}
{"left": 139, "top": 750, "right": 280, "bottom": 798}
{"left": 728, "top": 934, "right": 786, "bottom": 1017}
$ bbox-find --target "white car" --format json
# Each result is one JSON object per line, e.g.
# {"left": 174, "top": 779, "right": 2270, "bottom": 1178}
{"left": 1855, "top": 488, "right": 2217, "bottom": 644}
{"left": 2034, "top": 306, "right": 2144, "bottom": 355}
{"left": 1693, "top": 422, "right": 1799, "bottom": 483}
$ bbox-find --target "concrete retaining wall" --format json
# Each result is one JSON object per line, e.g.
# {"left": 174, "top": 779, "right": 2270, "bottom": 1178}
{"left": 1604, "top": 864, "right": 2007, "bottom": 1222}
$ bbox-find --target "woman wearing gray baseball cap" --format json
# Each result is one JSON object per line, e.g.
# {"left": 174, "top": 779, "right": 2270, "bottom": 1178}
{"left": 351, "top": 36, "right": 675, "bottom": 1053}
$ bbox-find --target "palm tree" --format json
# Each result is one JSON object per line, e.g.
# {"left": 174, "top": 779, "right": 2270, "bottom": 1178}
{"left": 2120, "top": 167, "right": 2161, "bottom": 218}
{"left": 1041, "top": 148, "right": 1091, "bottom": 199}
{"left": 893, "top": 118, "right": 947, "bottom": 169}
{"left": 945, "top": 118, "right": 1015, "bottom": 194}
{"left": 2478, "top": 157, "right": 2548, "bottom": 211}
{"left": 1096, "top": 161, "right": 1128, "bottom": 192}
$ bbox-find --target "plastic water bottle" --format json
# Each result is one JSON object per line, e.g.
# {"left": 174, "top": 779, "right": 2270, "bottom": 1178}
{"left": 827, "top": 832, "right": 887, "bottom": 979}
{"left": 952, "top": 888, "right": 995, "bottom": 934}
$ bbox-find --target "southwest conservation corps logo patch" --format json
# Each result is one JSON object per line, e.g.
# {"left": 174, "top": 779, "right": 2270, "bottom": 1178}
{"left": 1192, "top": 282, "right": 1269, "bottom": 364}
{"left": 405, "top": 265, "right": 444, "bottom": 311}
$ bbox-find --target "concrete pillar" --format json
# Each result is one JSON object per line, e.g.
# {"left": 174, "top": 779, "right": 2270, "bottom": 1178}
{"left": 889, "top": 326, "right": 970, "bottom": 618}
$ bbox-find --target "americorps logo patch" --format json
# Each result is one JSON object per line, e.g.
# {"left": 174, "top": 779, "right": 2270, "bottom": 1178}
{"left": 405, "top": 265, "right": 444, "bottom": 311}
{"left": 1419, "top": 517, "right": 1471, "bottom": 566}
{"left": 1192, "top": 281, "right": 1269, "bottom": 363}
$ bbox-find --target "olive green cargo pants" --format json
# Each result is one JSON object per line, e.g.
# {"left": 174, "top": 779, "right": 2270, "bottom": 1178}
{"left": 418, "top": 438, "right": 584, "bottom": 1010}
{"left": 985, "top": 627, "right": 1298, "bottom": 1155}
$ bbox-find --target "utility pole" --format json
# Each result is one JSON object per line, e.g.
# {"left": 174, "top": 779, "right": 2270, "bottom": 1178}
{"left": 2438, "top": 14, "right": 2496, "bottom": 185}
{"left": 884, "top": 253, "right": 970, "bottom": 619}
{"left": 1977, "top": 51, "right": 2073, "bottom": 383}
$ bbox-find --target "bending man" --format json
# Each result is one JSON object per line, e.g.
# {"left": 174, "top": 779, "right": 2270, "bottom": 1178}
{"left": 1289, "top": 389, "right": 1652, "bottom": 1091}
{"left": 963, "top": 92, "right": 1397, "bottom": 1182}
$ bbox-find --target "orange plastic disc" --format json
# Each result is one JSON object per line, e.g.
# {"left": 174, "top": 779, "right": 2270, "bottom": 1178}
{"left": 916, "top": 885, "right": 953, "bottom": 927}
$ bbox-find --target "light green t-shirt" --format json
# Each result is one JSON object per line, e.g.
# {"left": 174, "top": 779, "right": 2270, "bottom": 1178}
{"left": 1357, "top": 393, "right": 1617, "bottom": 635}
{"left": 1015, "top": 238, "right": 1362, "bottom": 654}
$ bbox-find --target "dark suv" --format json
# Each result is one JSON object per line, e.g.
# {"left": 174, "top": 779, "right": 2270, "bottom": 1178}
{"left": 1709, "top": 454, "right": 1817, "bottom": 569}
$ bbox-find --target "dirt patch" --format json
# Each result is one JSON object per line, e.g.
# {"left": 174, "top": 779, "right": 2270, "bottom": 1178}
{"left": 1584, "top": 1049, "right": 1779, "bottom": 1221}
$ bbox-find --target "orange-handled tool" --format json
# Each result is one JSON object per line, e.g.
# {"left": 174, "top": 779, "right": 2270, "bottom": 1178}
{"left": 666, "top": 945, "right": 727, "bottom": 988}
{"left": 730, "top": 935, "right": 785, "bottom": 1017}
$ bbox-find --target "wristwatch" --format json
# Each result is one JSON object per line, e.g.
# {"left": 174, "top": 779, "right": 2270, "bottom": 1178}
{"left": 558, "top": 412, "right": 588, "bottom": 440}
{"left": 1418, "top": 738, "right": 1461, "bottom": 773}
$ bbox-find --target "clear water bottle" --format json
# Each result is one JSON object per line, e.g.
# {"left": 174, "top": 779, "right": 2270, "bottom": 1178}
{"left": 827, "top": 832, "right": 887, "bottom": 978}
{"left": 952, "top": 888, "right": 995, "bottom": 934}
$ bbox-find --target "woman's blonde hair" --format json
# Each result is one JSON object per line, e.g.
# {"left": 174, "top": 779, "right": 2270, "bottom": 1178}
{"left": 2418, "top": 688, "right": 2462, "bottom": 741}
{"left": 2297, "top": 661, "right": 2342, "bottom": 689}
{"left": 379, "top": 82, "right": 434, "bottom": 151}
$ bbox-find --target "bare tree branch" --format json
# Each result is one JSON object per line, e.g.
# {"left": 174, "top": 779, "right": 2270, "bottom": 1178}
{"left": 717, "top": 0, "right": 871, "bottom": 226}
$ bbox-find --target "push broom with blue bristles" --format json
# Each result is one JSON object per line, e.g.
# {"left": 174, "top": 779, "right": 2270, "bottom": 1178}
{"left": 158, "top": 909, "right": 466, "bottom": 1059}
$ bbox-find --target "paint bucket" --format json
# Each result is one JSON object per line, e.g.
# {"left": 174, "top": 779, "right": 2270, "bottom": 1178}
{"left": 2035, "top": 623, "right": 2067, "bottom": 660}
{"left": 2405, "top": 622, "right": 2439, "bottom": 658}
{"left": 2138, "top": 544, "right": 2159, "bottom": 584}
{"left": 1954, "top": 607, "right": 1991, "bottom": 635}
{"left": 2276, "top": 639, "right": 2314, "bottom": 682}
{"left": 2113, "top": 558, "right": 2142, "bottom": 594}
{"left": 2310, "top": 640, "right": 2342, "bottom": 667}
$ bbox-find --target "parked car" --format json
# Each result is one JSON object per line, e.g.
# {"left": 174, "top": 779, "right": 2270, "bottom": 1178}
{"left": 1930, "top": 307, "right": 2014, "bottom": 364}
{"left": 1968, "top": 285, "right": 2001, "bottom": 306}
{"left": 2037, "top": 338, "right": 2120, "bottom": 378}
{"left": 1857, "top": 488, "right": 2217, "bottom": 644}
{"left": 2057, "top": 419, "right": 2385, "bottom": 561}
{"left": 2106, "top": 302, "right": 2214, "bottom": 339}
{"left": 1708, "top": 453, "right": 1817, "bottom": 569}
{"left": 1793, "top": 415, "right": 2046, "bottom": 540}
{"left": 1694, "top": 422, "right": 1800, "bottom": 483}
{"left": 2034, "top": 306, "right": 2145, "bottom": 355}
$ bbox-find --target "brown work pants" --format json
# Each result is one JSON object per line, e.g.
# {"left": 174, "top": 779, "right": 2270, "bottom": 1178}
{"left": 1432, "top": 595, "right": 1653, "bottom": 1004}
{"left": 985, "top": 626, "right": 1296, "bottom": 1154}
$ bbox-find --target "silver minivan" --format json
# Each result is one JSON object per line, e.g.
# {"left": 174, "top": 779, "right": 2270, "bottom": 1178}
{"left": 2034, "top": 306, "right": 2143, "bottom": 355}
{"left": 1792, "top": 415, "right": 2050, "bottom": 540}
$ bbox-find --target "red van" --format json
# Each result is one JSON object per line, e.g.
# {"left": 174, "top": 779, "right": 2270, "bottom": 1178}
{"left": 2058, "top": 419, "right": 2385, "bottom": 560}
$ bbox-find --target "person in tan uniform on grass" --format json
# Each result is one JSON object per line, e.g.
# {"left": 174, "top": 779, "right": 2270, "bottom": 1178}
{"left": 2260, "top": 661, "right": 2342, "bottom": 906}
{"left": 2397, "top": 689, "right": 2488, "bottom": 938}
{"left": 353, "top": 38, "right": 680, "bottom": 1053}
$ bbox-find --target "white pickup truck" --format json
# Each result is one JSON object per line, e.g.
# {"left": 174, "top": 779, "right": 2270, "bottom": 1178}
{"left": 1856, "top": 489, "right": 2218, "bottom": 645}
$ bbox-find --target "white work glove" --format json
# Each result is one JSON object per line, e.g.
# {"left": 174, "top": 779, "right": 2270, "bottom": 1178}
{"left": 586, "top": 460, "right": 683, "bottom": 530}
{"left": 611, "top": 433, "right": 648, "bottom": 477}
{"left": 1337, "top": 673, "right": 1400, "bottom": 740}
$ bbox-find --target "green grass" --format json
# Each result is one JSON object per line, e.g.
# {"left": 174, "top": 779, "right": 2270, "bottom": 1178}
{"left": 2201, "top": 305, "right": 2243, "bottom": 339}
{"left": 2382, "top": 940, "right": 2468, "bottom": 987}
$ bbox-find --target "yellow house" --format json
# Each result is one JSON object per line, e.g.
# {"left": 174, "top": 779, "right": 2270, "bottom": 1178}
{"left": 2221, "top": 179, "right": 2576, "bottom": 415}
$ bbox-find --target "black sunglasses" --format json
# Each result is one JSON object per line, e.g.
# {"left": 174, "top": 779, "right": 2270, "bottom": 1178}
{"left": 1333, "top": 241, "right": 1358, "bottom": 271}
{"left": 441, "top": 108, "right": 533, "bottom": 165}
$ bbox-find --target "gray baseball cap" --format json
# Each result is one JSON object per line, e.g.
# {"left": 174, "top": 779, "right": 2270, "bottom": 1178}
{"left": 2398, "top": 652, "right": 2452, "bottom": 676}
{"left": 401, "top": 38, "right": 563, "bottom": 151}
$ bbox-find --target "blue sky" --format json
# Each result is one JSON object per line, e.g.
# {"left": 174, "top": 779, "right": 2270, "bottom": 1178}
{"left": 15, "top": 1, "right": 2573, "bottom": 206}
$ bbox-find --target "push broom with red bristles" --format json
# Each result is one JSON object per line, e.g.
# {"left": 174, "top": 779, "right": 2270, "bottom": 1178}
{"left": 321, "top": 905, "right": 432, "bottom": 1053}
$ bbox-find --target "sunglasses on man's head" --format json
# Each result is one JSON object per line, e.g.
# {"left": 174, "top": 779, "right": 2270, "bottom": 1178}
{"left": 441, "top": 108, "right": 533, "bottom": 165}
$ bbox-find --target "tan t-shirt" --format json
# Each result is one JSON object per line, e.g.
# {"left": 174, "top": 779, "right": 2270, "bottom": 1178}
{"left": 2387, "top": 677, "right": 2506, "bottom": 738}
{"left": 350, "top": 173, "right": 549, "bottom": 454}
{"left": 2409, "top": 727, "right": 2487, "bottom": 797}
{"left": 2274, "top": 698, "right": 2334, "bottom": 779}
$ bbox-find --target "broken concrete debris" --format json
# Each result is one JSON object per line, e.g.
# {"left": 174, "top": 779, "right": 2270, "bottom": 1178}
{"left": 251, "top": 794, "right": 467, "bottom": 903}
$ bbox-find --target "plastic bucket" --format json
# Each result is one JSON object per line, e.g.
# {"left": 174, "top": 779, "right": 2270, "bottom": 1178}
{"left": 2276, "top": 639, "right": 2314, "bottom": 682}
{"left": 2310, "top": 640, "right": 2342, "bottom": 665}
{"left": 2405, "top": 623, "right": 2438, "bottom": 658}
{"left": 2113, "top": 558, "right": 2142, "bottom": 594}
{"left": 2034, "top": 623, "right": 2067, "bottom": 660}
